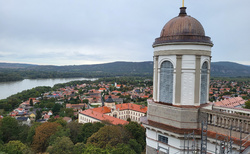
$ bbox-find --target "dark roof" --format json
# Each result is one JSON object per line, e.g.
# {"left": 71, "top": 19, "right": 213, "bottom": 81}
{"left": 105, "top": 95, "right": 114, "bottom": 103}
{"left": 36, "top": 119, "right": 46, "bottom": 122}
{"left": 17, "top": 112, "right": 26, "bottom": 116}
{"left": 16, "top": 117, "right": 29, "bottom": 121}
{"left": 153, "top": 7, "right": 213, "bottom": 46}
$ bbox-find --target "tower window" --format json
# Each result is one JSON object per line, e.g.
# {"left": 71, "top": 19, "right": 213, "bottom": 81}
{"left": 159, "top": 61, "right": 174, "bottom": 103}
{"left": 200, "top": 62, "right": 208, "bottom": 104}
{"left": 158, "top": 135, "right": 168, "bottom": 144}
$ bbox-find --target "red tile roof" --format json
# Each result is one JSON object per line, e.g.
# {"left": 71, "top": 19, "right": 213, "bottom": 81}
{"left": 92, "top": 106, "right": 111, "bottom": 114}
{"left": 80, "top": 110, "right": 128, "bottom": 125}
{"left": 44, "top": 114, "right": 50, "bottom": 119}
{"left": 214, "top": 97, "right": 245, "bottom": 107}
{"left": 112, "top": 90, "right": 121, "bottom": 93}
{"left": 54, "top": 115, "right": 60, "bottom": 119}
{"left": 115, "top": 103, "right": 147, "bottom": 113}
{"left": 99, "top": 88, "right": 106, "bottom": 91}
{"left": 17, "top": 108, "right": 24, "bottom": 111}
{"left": 63, "top": 117, "right": 72, "bottom": 122}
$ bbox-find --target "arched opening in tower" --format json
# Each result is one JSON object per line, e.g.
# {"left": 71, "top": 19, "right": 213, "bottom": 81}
{"left": 159, "top": 61, "right": 174, "bottom": 103}
{"left": 200, "top": 61, "right": 208, "bottom": 104}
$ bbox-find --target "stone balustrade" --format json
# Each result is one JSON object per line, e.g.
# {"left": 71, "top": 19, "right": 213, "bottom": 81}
{"left": 213, "top": 105, "right": 250, "bottom": 117}
{"left": 201, "top": 109, "right": 250, "bottom": 134}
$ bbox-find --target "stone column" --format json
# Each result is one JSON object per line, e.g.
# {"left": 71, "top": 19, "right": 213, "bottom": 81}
{"left": 246, "top": 121, "right": 249, "bottom": 132}
{"left": 175, "top": 55, "right": 182, "bottom": 105}
{"left": 237, "top": 119, "right": 240, "bottom": 131}
{"left": 229, "top": 118, "right": 232, "bottom": 129}
{"left": 153, "top": 56, "right": 159, "bottom": 101}
{"left": 226, "top": 118, "right": 229, "bottom": 128}
{"left": 221, "top": 117, "right": 225, "bottom": 128}
{"left": 194, "top": 55, "right": 201, "bottom": 105}
{"left": 214, "top": 115, "right": 217, "bottom": 126}
{"left": 207, "top": 114, "right": 211, "bottom": 124}
{"left": 212, "top": 114, "right": 215, "bottom": 125}
{"left": 233, "top": 119, "right": 236, "bottom": 130}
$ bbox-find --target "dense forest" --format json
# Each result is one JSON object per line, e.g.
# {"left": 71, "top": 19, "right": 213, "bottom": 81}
{"left": 1, "top": 61, "right": 250, "bottom": 82}
{"left": 0, "top": 117, "right": 146, "bottom": 154}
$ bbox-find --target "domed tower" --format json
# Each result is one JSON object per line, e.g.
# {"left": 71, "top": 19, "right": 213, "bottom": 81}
{"left": 104, "top": 95, "right": 115, "bottom": 108}
{"left": 152, "top": 7, "right": 213, "bottom": 106}
{"left": 142, "top": 6, "right": 213, "bottom": 154}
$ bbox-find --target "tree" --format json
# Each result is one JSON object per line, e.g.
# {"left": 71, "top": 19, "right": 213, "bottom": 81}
{"left": 59, "top": 108, "right": 74, "bottom": 118}
{"left": 82, "top": 99, "right": 89, "bottom": 104}
{"left": 48, "top": 127, "right": 70, "bottom": 146}
{"left": 66, "top": 122, "right": 82, "bottom": 144}
{"left": 0, "top": 128, "right": 3, "bottom": 145}
{"left": 110, "top": 143, "right": 136, "bottom": 154}
{"left": 35, "top": 110, "right": 42, "bottom": 121}
{"left": 73, "top": 142, "right": 85, "bottom": 154}
{"left": 124, "top": 121, "right": 146, "bottom": 150}
{"left": 87, "top": 125, "right": 130, "bottom": 148}
{"left": 55, "top": 118, "right": 67, "bottom": 127}
{"left": 83, "top": 144, "right": 107, "bottom": 154}
{"left": 79, "top": 122, "right": 104, "bottom": 143}
{"left": 18, "top": 124, "right": 30, "bottom": 144}
{"left": 46, "top": 102, "right": 55, "bottom": 108}
{"left": 2, "top": 140, "right": 31, "bottom": 154}
{"left": 52, "top": 103, "right": 62, "bottom": 115}
{"left": 26, "top": 122, "right": 41, "bottom": 145}
{"left": 82, "top": 105, "right": 86, "bottom": 111}
{"left": 128, "top": 139, "right": 142, "bottom": 154}
{"left": 0, "top": 117, "right": 19, "bottom": 143}
{"left": 244, "top": 100, "right": 250, "bottom": 109}
{"left": 46, "top": 137, "right": 74, "bottom": 154}
{"left": 32, "top": 122, "right": 61, "bottom": 152}
{"left": 30, "top": 99, "right": 33, "bottom": 106}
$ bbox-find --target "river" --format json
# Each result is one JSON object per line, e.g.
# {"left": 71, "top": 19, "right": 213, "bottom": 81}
{"left": 0, "top": 78, "right": 97, "bottom": 100}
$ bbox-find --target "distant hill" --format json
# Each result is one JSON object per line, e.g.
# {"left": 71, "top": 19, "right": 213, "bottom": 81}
{"left": 211, "top": 62, "right": 250, "bottom": 77}
{"left": 27, "top": 61, "right": 154, "bottom": 74}
{"left": 0, "top": 62, "right": 37, "bottom": 68}
{"left": 0, "top": 61, "right": 249, "bottom": 82}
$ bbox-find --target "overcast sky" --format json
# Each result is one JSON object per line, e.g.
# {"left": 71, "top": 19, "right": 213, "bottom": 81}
{"left": 0, "top": 0, "right": 249, "bottom": 66}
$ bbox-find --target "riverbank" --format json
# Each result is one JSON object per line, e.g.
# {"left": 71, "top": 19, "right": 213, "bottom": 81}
{"left": 0, "top": 78, "right": 97, "bottom": 100}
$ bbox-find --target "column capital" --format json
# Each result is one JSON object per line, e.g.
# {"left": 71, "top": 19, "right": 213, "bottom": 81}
{"left": 154, "top": 55, "right": 159, "bottom": 59}
{"left": 176, "top": 55, "right": 183, "bottom": 59}
{"left": 196, "top": 55, "right": 201, "bottom": 59}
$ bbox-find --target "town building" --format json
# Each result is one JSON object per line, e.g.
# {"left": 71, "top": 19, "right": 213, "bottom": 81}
{"left": 141, "top": 5, "right": 250, "bottom": 154}
{"left": 78, "top": 103, "right": 147, "bottom": 125}
{"left": 104, "top": 95, "right": 116, "bottom": 108}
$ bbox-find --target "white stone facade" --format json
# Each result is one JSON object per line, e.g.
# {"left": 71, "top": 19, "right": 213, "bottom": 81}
{"left": 78, "top": 114, "right": 100, "bottom": 124}
{"left": 153, "top": 44, "right": 211, "bottom": 106}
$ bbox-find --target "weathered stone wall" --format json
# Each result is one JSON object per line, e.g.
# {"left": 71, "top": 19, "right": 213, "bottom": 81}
{"left": 207, "top": 125, "right": 249, "bottom": 139}
{"left": 148, "top": 102, "right": 199, "bottom": 129}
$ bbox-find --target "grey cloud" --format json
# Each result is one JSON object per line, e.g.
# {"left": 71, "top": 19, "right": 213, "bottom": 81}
{"left": 0, "top": 0, "right": 250, "bottom": 65}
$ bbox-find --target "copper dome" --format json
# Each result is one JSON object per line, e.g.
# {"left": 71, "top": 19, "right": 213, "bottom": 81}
{"left": 153, "top": 7, "right": 213, "bottom": 46}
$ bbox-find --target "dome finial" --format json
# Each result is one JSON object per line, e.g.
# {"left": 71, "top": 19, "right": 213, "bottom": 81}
{"left": 179, "top": 7, "right": 187, "bottom": 16}
{"left": 182, "top": 0, "right": 185, "bottom": 7}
